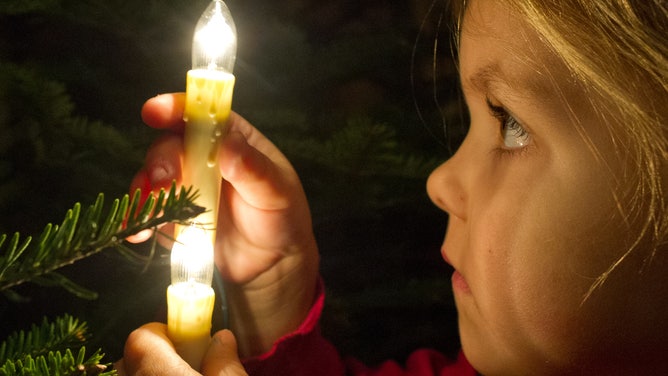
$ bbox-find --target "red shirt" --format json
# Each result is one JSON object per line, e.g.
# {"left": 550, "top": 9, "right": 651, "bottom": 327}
{"left": 242, "top": 280, "right": 477, "bottom": 376}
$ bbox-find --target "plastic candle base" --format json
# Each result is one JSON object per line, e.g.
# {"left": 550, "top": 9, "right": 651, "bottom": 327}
{"left": 167, "top": 281, "right": 216, "bottom": 370}
{"left": 181, "top": 68, "right": 235, "bottom": 244}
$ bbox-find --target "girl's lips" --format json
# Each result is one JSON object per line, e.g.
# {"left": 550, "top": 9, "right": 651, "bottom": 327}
{"left": 452, "top": 270, "right": 471, "bottom": 294}
{"left": 442, "top": 249, "right": 471, "bottom": 293}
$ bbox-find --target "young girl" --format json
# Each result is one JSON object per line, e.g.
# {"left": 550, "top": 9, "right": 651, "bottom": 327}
{"left": 116, "top": 0, "right": 667, "bottom": 374}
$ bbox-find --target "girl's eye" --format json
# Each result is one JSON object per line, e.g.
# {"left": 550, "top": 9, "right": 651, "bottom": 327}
{"left": 486, "top": 98, "right": 531, "bottom": 149}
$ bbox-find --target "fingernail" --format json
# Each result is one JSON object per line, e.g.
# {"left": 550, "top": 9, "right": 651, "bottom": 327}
{"left": 150, "top": 165, "right": 169, "bottom": 185}
{"left": 212, "top": 329, "right": 232, "bottom": 345}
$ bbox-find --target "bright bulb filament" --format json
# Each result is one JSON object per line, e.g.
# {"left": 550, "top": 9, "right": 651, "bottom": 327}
{"left": 192, "top": 0, "right": 237, "bottom": 72}
{"left": 171, "top": 224, "right": 214, "bottom": 286}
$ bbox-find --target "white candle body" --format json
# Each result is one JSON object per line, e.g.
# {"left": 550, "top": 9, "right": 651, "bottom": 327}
{"left": 167, "top": 281, "right": 216, "bottom": 370}
{"left": 181, "top": 69, "right": 235, "bottom": 244}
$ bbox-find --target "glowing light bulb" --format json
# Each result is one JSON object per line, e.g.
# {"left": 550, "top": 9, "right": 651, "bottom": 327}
{"left": 192, "top": 0, "right": 237, "bottom": 72}
{"left": 170, "top": 224, "right": 214, "bottom": 286}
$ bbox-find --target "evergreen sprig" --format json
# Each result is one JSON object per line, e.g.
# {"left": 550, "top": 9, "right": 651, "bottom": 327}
{"left": 0, "top": 315, "right": 88, "bottom": 364}
{"left": 0, "top": 314, "right": 114, "bottom": 376}
{"left": 0, "top": 346, "right": 113, "bottom": 376}
{"left": 0, "top": 183, "right": 204, "bottom": 300}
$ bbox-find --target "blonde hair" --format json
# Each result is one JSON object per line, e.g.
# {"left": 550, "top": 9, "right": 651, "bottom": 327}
{"left": 454, "top": 0, "right": 667, "bottom": 293}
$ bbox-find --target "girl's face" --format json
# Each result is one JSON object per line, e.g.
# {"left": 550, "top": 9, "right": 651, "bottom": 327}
{"left": 427, "top": 0, "right": 666, "bottom": 374}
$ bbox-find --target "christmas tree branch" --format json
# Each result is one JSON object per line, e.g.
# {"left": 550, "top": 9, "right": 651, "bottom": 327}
{"left": 0, "top": 182, "right": 204, "bottom": 298}
{"left": 0, "top": 315, "right": 88, "bottom": 364}
{"left": 0, "top": 314, "right": 114, "bottom": 376}
{"left": 0, "top": 347, "right": 113, "bottom": 376}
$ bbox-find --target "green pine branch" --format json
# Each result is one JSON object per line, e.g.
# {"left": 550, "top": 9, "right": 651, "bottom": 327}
{"left": 0, "top": 182, "right": 204, "bottom": 300}
{"left": 0, "top": 314, "right": 88, "bottom": 364}
{"left": 0, "top": 347, "right": 113, "bottom": 376}
{"left": 0, "top": 314, "right": 114, "bottom": 376}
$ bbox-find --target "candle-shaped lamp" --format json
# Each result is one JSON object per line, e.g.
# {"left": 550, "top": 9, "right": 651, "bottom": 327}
{"left": 181, "top": 0, "right": 237, "bottom": 243}
{"left": 167, "top": 0, "right": 237, "bottom": 370}
{"left": 167, "top": 224, "right": 215, "bottom": 369}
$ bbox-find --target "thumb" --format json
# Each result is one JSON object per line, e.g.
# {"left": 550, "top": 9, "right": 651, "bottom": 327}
{"left": 219, "top": 129, "right": 297, "bottom": 211}
{"left": 201, "top": 330, "right": 248, "bottom": 376}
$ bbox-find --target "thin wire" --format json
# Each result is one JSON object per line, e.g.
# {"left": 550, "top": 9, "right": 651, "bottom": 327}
{"left": 213, "top": 267, "right": 229, "bottom": 329}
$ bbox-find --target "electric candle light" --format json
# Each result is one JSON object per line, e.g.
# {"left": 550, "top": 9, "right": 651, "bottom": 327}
{"left": 181, "top": 0, "right": 237, "bottom": 243}
{"left": 167, "top": 224, "right": 215, "bottom": 370}
{"left": 167, "top": 0, "right": 237, "bottom": 370}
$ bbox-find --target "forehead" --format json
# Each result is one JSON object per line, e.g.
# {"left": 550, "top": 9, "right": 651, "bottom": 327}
{"left": 458, "top": 0, "right": 565, "bottom": 97}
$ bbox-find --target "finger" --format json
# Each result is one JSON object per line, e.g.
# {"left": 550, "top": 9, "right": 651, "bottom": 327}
{"left": 123, "top": 322, "right": 199, "bottom": 376}
{"left": 141, "top": 93, "right": 187, "bottom": 132}
{"left": 129, "top": 169, "right": 153, "bottom": 206}
{"left": 112, "top": 359, "right": 127, "bottom": 376}
{"left": 125, "top": 170, "right": 155, "bottom": 243}
{"left": 125, "top": 223, "right": 176, "bottom": 246}
{"left": 201, "top": 330, "right": 248, "bottom": 376}
{"left": 125, "top": 135, "right": 182, "bottom": 244}
{"left": 128, "top": 133, "right": 183, "bottom": 194}
{"left": 140, "top": 136, "right": 182, "bottom": 194}
{"left": 218, "top": 129, "right": 298, "bottom": 211}
{"left": 140, "top": 135, "right": 182, "bottom": 247}
{"left": 124, "top": 228, "right": 154, "bottom": 244}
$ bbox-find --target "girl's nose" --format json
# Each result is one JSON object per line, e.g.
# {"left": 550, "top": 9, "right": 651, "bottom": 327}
{"left": 426, "top": 139, "right": 470, "bottom": 221}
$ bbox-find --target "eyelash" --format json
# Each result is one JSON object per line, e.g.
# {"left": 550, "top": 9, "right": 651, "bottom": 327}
{"left": 485, "top": 97, "right": 531, "bottom": 153}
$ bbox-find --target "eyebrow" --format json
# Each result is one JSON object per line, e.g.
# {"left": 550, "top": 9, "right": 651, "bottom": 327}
{"left": 465, "top": 64, "right": 505, "bottom": 93}
{"left": 463, "top": 62, "right": 554, "bottom": 98}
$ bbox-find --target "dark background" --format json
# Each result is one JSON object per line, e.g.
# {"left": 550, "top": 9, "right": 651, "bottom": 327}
{"left": 0, "top": 0, "right": 467, "bottom": 366}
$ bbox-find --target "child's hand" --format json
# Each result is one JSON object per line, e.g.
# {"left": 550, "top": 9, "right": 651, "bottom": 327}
{"left": 128, "top": 93, "right": 319, "bottom": 356}
{"left": 115, "top": 323, "right": 248, "bottom": 375}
